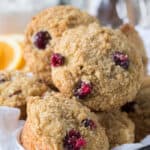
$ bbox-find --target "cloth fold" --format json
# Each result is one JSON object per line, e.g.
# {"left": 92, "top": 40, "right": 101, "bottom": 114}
{"left": 0, "top": 106, "right": 24, "bottom": 150}
{"left": 112, "top": 136, "right": 150, "bottom": 150}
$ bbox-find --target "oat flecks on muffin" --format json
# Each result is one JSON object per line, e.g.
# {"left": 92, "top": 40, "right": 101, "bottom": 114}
{"left": 0, "top": 71, "right": 48, "bottom": 119}
{"left": 120, "top": 24, "right": 148, "bottom": 73}
{"left": 96, "top": 110, "right": 135, "bottom": 148}
{"left": 24, "top": 5, "right": 98, "bottom": 84}
{"left": 51, "top": 23, "right": 144, "bottom": 111}
{"left": 122, "top": 76, "right": 150, "bottom": 141}
{"left": 21, "top": 92, "right": 109, "bottom": 150}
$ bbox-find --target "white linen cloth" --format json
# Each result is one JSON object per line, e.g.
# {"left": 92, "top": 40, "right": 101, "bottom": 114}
{"left": 112, "top": 136, "right": 150, "bottom": 150}
{"left": 0, "top": 107, "right": 25, "bottom": 150}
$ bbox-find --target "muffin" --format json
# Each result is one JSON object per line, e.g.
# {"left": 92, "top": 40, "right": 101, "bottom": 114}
{"left": 51, "top": 23, "right": 144, "bottom": 111}
{"left": 122, "top": 76, "right": 150, "bottom": 141}
{"left": 0, "top": 71, "right": 48, "bottom": 119}
{"left": 96, "top": 110, "right": 135, "bottom": 148}
{"left": 24, "top": 5, "right": 98, "bottom": 84}
{"left": 21, "top": 92, "right": 109, "bottom": 150}
{"left": 120, "top": 24, "right": 148, "bottom": 73}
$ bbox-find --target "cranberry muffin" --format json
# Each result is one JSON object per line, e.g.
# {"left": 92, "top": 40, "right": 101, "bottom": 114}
{"left": 51, "top": 23, "right": 144, "bottom": 111}
{"left": 96, "top": 110, "right": 135, "bottom": 148}
{"left": 120, "top": 24, "right": 148, "bottom": 73}
{"left": 0, "top": 71, "right": 48, "bottom": 119}
{"left": 122, "top": 76, "right": 150, "bottom": 141}
{"left": 24, "top": 5, "right": 98, "bottom": 84}
{"left": 21, "top": 92, "right": 109, "bottom": 150}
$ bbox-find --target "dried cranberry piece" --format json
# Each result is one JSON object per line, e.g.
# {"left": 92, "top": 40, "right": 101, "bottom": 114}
{"left": 33, "top": 31, "right": 51, "bottom": 49}
{"left": 82, "top": 119, "right": 96, "bottom": 130}
{"left": 63, "top": 129, "right": 86, "bottom": 150}
{"left": 75, "top": 138, "right": 86, "bottom": 149}
{"left": 113, "top": 51, "right": 129, "bottom": 69}
{"left": 50, "top": 53, "right": 65, "bottom": 67}
{"left": 74, "top": 81, "right": 92, "bottom": 99}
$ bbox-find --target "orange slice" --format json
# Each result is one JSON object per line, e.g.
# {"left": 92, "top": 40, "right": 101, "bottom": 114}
{"left": 0, "top": 35, "right": 25, "bottom": 70}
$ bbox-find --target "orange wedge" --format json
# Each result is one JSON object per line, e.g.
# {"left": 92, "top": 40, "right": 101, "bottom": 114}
{"left": 0, "top": 35, "right": 25, "bottom": 70}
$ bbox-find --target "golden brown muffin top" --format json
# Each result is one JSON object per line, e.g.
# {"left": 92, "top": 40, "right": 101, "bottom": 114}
{"left": 51, "top": 23, "right": 144, "bottom": 111}
{"left": 26, "top": 92, "right": 109, "bottom": 150}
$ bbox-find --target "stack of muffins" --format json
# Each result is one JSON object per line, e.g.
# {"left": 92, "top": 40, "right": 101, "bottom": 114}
{"left": 0, "top": 6, "right": 149, "bottom": 150}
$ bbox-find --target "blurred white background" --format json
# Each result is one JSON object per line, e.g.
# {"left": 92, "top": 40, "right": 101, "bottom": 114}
{"left": 0, "top": 0, "right": 60, "bottom": 33}
{"left": 0, "top": 0, "right": 150, "bottom": 71}
{"left": 1, "top": 0, "right": 150, "bottom": 33}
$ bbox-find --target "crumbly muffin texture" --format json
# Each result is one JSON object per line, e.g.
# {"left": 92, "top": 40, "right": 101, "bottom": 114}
{"left": 120, "top": 24, "right": 148, "bottom": 73}
{"left": 21, "top": 92, "right": 109, "bottom": 150}
{"left": 122, "top": 76, "right": 150, "bottom": 141}
{"left": 96, "top": 110, "right": 135, "bottom": 148}
{"left": 21, "top": 5, "right": 146, "bottom": 148}
{"left": 0, "top": 71, "right": 48, "bottom": 118}
{"left": 24, "top": 5, "right": 98, "bottom": 84}
{"left": 51, "top": 23, "right": 144, "bottom": 111}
